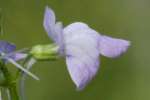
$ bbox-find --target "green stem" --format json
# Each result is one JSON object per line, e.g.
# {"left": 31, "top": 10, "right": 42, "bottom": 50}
{"left": 19, "top": 57, "right": 36, "bottom": 100}
{"left": 7, "top": 84, "right": 19, "bottom": 100}
{"left": 0, "top": 61, "right": 19, "bottom": 100}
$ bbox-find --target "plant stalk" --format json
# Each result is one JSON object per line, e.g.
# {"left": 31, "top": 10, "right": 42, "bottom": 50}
{"left": 0, "top": 61, "right": 19, "bottom": 100}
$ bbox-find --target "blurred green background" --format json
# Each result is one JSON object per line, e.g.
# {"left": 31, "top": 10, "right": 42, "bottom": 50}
{"left": 0, "top": 0, "right": 150, "bottom": 100}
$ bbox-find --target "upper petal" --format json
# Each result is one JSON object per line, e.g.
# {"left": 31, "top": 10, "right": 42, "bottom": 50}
{"left": 43, "top": 6, "right": 64, "bottom": 47}
{"left": 43, "top": 6, "right": 55, "bottom": 32}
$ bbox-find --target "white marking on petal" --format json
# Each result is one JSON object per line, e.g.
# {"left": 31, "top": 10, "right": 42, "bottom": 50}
{"left": 64, "top": 22, "right": 100, "bottom": 90}
{"left": 64, "top": 22, "right": 89, "bottom": 35}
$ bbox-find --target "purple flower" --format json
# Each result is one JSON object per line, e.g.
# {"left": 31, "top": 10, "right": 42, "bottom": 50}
{"left": 0, "top": 40, "right": 39, "bottom": 80}
{"left": 0, "top": 40, "right": 26, "bottom": 62}
{"left": 43, "top": 6, "right": 130, "bottom": 90}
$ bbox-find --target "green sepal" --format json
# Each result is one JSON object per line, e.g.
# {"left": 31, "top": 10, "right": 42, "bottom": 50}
{"left": 30, "top": 44, "right": 59, "bottom": 60}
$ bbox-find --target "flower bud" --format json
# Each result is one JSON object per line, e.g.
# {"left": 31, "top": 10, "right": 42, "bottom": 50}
{"left": 30, "top": 44, "right": 59, "bottom": 60}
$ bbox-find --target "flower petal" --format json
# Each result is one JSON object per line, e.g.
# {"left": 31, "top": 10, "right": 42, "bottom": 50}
{"left": 66, "top": 56, "right": 99, "bottom": 90}
{"left": 10, "top": 53, "right": 27, "bottom": 61}
{"left": 64, "top": 22, "right": 89, "bottom": 35}
{"left": 64, "top": 22, "right": 100, "bottom": 89}
{"left": 99, "top": 35, "right": 130, "bottom": 58}
{"left": 43, "top": 6, "right": 55, "bottom": 30}
{"left": 0, "top": 40, "right": 16, "bottom": 53}
{"left": 43, "top": 6, "right": 63, "bottom": 46}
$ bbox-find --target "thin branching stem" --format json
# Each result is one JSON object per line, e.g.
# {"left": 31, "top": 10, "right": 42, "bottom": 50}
{"left": 19, "top": 57, "right": 37, "bottom": 100}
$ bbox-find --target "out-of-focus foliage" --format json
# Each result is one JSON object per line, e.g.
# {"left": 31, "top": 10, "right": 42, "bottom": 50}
{"left": 0, "top": 0, "right": 149, "bottom": 100}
